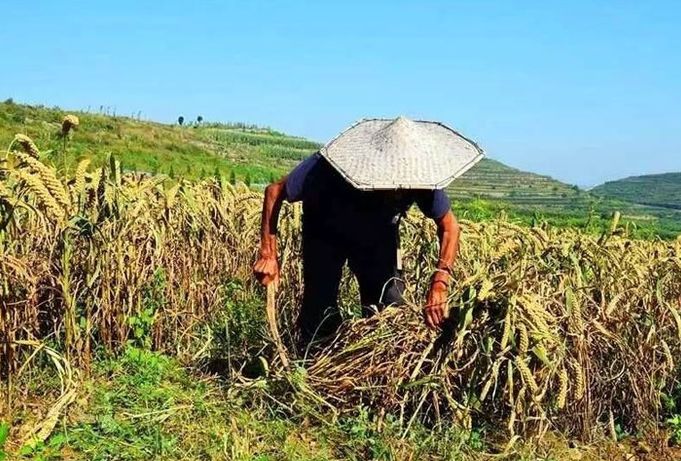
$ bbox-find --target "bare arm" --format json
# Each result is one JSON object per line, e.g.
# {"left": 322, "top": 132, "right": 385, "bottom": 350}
{"left": 432, "top": 210, "right": 460, "bottom": 286}
{"left": 254, "top": 177, "right": 287, "bottom": 285}
{"left": 424, "top": 210, "right": 461, "bottom": 329}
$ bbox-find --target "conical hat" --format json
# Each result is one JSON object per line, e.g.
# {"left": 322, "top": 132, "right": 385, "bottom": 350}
{"left": 319, "top": 116, "right": 484, "bottom": 190}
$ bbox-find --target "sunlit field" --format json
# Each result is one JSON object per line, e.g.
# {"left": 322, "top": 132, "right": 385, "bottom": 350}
{"left": 2, "top": 127, "right": 681, "bottom": 459}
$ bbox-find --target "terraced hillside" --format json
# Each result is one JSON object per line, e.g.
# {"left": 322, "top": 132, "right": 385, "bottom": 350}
{"left": 592, "top": 172, "right": 681, "bottom": 210}
{"left": 449, "top": 158, "right": 590, "bottom": 211}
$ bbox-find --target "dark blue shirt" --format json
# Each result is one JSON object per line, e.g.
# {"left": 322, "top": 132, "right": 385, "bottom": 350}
{"left": 285, "top": 154, "right": 450, "bottom": 246}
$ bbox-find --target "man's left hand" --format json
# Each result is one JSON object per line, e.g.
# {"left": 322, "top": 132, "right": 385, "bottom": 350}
{"left": 424, "top": 283, "right": 448, "bottom": 330}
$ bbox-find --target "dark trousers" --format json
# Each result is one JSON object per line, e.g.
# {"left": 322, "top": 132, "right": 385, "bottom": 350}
{"left": 298, "top": 226, "right": 405, "bottom": 345}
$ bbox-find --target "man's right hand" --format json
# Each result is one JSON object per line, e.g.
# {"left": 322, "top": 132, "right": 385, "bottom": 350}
{"left": 253, "top": 253, "right": 279, "bottom": 285}
{"left": 424, "top": 281, "right": 447, "bottom": 330}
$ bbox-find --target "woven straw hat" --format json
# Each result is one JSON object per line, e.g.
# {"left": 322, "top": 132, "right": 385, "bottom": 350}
{"left": 319, "top": 116, "right": 484, "bottom": 190}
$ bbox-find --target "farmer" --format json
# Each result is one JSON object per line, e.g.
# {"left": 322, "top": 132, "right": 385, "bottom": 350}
{"left": 254, "top": 117, "right": 483, "bottom": 345}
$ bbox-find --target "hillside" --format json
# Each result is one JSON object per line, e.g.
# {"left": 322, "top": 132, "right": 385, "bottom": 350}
{"left": 450, "top": 158, "right": 590, "bottom": 211}
{"left": 1, "top": 100, "right": 583, "bottom": 199}
{"left": 592, "top": 172, "right": 681, "bottom": 210}
{"left": 2, "top": 99, "right": 681, "bottom": 235}
{"left": 0, "top": 100, "right": 316, "bottom": 184}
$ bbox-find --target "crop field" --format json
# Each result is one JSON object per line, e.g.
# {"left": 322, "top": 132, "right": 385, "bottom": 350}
{"left": 2, "top": 129, "right": 681, "bottom": 460}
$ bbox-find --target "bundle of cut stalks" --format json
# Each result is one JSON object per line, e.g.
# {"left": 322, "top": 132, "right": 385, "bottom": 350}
{"left": 303, "top": 219, "right": 681, "bottom": 440}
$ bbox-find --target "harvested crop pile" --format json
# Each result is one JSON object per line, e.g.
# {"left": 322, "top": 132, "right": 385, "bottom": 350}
{"left": 305, "top": 219, "right": 681, "bottom": 439}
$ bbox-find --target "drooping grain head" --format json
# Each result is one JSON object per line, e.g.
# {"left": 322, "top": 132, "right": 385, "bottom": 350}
{"left": 62, "top": 114, "right": 80, "bottom": 135}
{"left": 14, "top": 134, "right": 40, "bottom": 159}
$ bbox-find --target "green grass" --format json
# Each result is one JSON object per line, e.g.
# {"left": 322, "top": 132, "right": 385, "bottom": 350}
{"left": 11, "top": 347, "right": 487, "bottom": 461}
{"left": 8, "top": 333, "right": 670, "bottom": 460}
{"left": 11, "top": 344, "right": 645, "bottom": 461}
{"left": 0, "top": 100, "right": 317, "bottom": 184}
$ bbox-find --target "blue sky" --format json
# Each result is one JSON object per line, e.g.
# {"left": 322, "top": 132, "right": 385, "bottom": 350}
{"left": 3, "top": 1, "right": 680, "bottom": 187}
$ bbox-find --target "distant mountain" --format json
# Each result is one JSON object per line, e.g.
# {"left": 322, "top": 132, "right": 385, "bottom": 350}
{"left": 592, "top": 173, "right": 681, "bottom": 210}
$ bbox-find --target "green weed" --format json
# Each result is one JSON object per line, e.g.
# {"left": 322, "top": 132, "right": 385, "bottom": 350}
{"left": 0, "top": 422, "right": 9, "bottom": 461}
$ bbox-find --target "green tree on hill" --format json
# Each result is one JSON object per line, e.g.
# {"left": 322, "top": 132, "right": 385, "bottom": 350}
{"left": 178, "top": 116, "right": 184, "bottom": 126}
